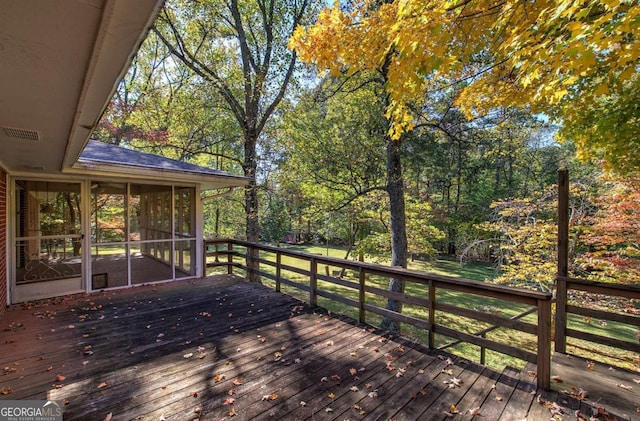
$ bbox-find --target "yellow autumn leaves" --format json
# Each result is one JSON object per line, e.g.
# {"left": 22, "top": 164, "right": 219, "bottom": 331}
{"left": 289, "top": 0, "right": 640, "bottom": 157}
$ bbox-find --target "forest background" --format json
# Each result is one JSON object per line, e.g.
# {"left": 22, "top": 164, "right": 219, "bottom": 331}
{"left": 94, "top": 0, "right": 640, "bottom": 298}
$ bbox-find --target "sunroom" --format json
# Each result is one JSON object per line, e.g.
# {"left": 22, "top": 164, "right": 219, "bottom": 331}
{"left": 11, "top": 141, "right": 247, "bottom": 303}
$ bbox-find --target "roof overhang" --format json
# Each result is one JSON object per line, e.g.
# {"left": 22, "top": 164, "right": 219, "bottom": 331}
{"left": 0, "top": 0, "right": 164, "bottom": 174}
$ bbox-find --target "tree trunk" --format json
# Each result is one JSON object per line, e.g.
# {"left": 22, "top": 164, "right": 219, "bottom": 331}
{"left": 244, "top": 130, "right": 261, "bottom": 282}
{"left": 380, "top": 136, "right": 408, "bottom": 332}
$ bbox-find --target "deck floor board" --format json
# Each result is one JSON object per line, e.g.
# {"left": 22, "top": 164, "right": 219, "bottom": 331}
{"left": 0, "top": 275, "right": 637, "bottom": 420}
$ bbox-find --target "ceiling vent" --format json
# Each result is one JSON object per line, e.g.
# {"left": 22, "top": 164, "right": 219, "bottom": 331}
{"left": 3, "top": 126, "right": 41, "bottom": 141}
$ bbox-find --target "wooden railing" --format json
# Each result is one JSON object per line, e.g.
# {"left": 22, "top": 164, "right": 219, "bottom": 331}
{"left": 555, "top": 276, "right": 640, "bottom": 355}
{"left": 204, "top": 238, "right": 553, "bottom": 390}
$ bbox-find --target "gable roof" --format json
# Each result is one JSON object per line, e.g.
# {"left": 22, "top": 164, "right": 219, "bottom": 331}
{"left": 69, "top": 140, "right": 249, "bottom": 189}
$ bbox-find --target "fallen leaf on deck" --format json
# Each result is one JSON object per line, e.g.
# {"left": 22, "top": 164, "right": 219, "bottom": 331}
{"left": 441, "top": 368, "right": 453, "bottom": 375}
{"left": 418, "top": 369, "right": 425, "bottom": 374}
{"left": 350, "top": 386, "right": 359, "bottom": 392}
{"left": 300, "top": 401, "right": 306, "bottom": 407}
{"left": 443, "top": 411, "right": 454, "bottom": 418}
{"left": 233, "top": 378, "right": 243, "bottom": 386}
{"left": 229, "top": 407, "right": 237, "bottom": 416}
{"left": 193, "top": 407, "right": 201, "bottom": 414}
{"left": 365, "top": 383, "right": 372, "bottom": 389}
{"left": 261, "top": 393, "right": 278, "bottom": 401}
{"left": 56, "top": 374, "right": 66, "bottom": 382}
{"left": 183, "top": 353, "right": 193, "bottom": 359}
{"left": 320, "top": 377, "right": 328, "bottom": 382}
{"left": 192, "top": 391, "right": 198, "bottom": 398}
{"left": 326, "top": 340, "right": 334, "bottom": 346}
{"left": 328, "top": 392, "right": 335, "bottom": 399}
{"left": 368, "top": 390, "right": 378, "bottom": 398}
{"left": 97, "top": 382, "right": 108, "bottom": 389}
{"left": 198, "top": 353, "right": 206, "bottom": 359}
{"left": 495, "top": 395, "right": 503, "bottom": 401}
{"left": 633, "top": 379, "right": 640, "bottom": 384}
{"left": 469, "top": 407, "right": 481, "bottom": 416}
{"left": 104, "top": 412, "right": 112, "bottom": 421}
{"left": 223, "top": 398, "right": 235, "bottom": 405}
{"left": 617, "top": 383, "right": 633, "bottom": 391}
{"left": 227, "top": 388, "right": 236, "bottom": 395}
{"left": 0, "top": 387, "right": 12, "bottom": 395}
{"left": 331, "top": 375, "right": 340, "bottom": 381}
{"left": 325, "top": 407, "right": 333, "bottom": 413}
{"left": 294, "top": 358, "right": 301, "bottom": 364}
{"left": 587, "top": 361, "right": 595, "bottom": 370}
{"left": 214, "top": 373, "right": 225, "bottom": 382}
{"left": 349, "top": 367, "right": 357, "bottom": 376}
{"left": 551, "top": 375, "right": 563, "bottom": 382}
{"left": 449, "top": 405, "right": 459, "bottom": 414}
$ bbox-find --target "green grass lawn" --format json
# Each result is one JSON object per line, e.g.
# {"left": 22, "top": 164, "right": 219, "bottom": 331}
{"left": 206, "top": 243, "right": 639, "bottom": 371}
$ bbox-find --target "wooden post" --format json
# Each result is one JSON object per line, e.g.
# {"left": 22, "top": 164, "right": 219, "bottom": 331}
{"left": 202, "top": 241, "right": 208, "bottom": 279}
{"left": 428, "top": 280, "right": 435, "bottom": 349}
{"left": 310, "top": 258, "right": 317, "bottom": 307}
{"left": 359, "top": 269, "right": 366, "bottom": 324}
{"left": 275, "top": 252, "right": 281, "bottom": 292}
{"left": 537, "top": 297, "right": 552, "bottom": 390}
{"left": 227, "top": 240, "right": 233, "bottom": 275}
{"left": 480, "top": 333, "right": 486, "bottom": 365}
{"left": 555, "top": 169, "right": 569, "bottom": 353}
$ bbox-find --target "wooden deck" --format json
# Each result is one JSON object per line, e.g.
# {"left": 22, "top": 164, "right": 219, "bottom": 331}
{"left": 0, "top": 276, "right": 638, "bottom": 420}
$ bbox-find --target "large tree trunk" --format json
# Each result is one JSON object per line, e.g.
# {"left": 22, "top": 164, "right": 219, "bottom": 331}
{"left": 380, "top": 136, "right": 408, "bottom": 332}
{"left": 244, "top": 130, "right": 261, "bottom": 282}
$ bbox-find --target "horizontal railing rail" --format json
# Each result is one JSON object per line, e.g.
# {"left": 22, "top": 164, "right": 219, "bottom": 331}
{"left": 204, "top": 238, "right": 552, "bottom": 390}
{"left": 555, "top": 275, "right": 640, "bottom": 355}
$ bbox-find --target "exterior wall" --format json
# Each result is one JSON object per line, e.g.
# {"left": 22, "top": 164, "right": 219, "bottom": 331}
{"left": 0, "top": 169, "right": 7, "bottom": 318}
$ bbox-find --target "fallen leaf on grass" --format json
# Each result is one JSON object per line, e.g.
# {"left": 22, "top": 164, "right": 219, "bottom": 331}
{"left": 97, "top": 382, "right": 108, "bottom": 389}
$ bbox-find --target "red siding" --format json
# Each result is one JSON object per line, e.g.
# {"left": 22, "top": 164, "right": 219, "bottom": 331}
{"left": 0, "top": 169, "right": 6, "bottom": 318}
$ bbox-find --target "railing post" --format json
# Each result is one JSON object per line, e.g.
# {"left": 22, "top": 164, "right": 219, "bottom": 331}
{"left": 428, "top": 280, "right": 435, "bottom": 349}
{"left": 480, "top": 333, "right": 486, "bottom": 365}
{"left": 358, "top": 269, "right": 366, "bottom": 324}
{"left": 310, "top": 257, "right": 317, "bottom": 307}
{"left": 202, "top": 241, "right": 208, "bottom": 279}
{"left": 537, "top": 297, "right": 552, "bottom": 390}
{"left": 227, "top": 240, "right": 233, "bottom": 275}
{"left": 275, "top": 251, "right": 281, "bottom": 292}
{"left": 556, "top": 169, "right": 569, "bottom": 353}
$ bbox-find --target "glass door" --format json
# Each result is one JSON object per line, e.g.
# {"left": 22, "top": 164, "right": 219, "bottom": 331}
{"left": 13, "top": 180, "right": 83, "bottom": 302}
